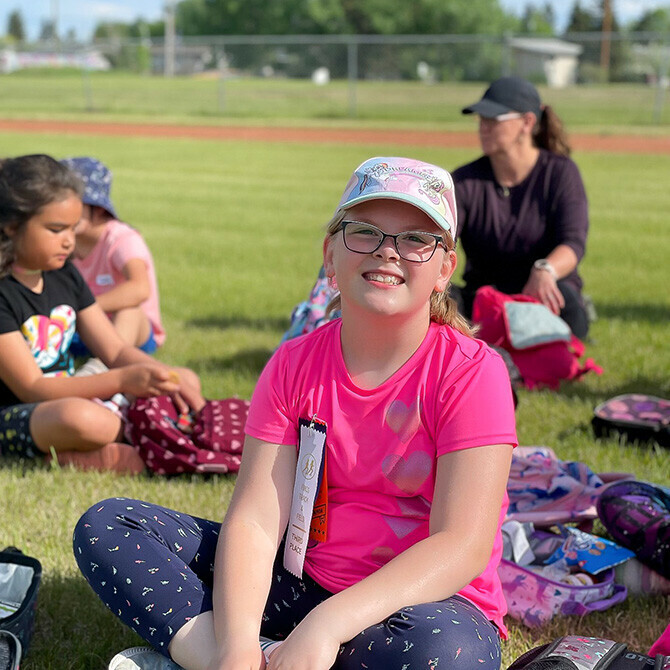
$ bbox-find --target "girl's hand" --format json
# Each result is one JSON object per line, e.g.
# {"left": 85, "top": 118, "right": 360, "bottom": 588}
{"left": 207, "top": 645, "right": 266, "bottom": 670}
{"left": 266, "top": 613, "right": 341, "bottom": 670}
{"left": 119, "top": 363, "right": 179, "bottom": 398}
{"left": 169, "top": 366, "right": 206, "bottom": 414}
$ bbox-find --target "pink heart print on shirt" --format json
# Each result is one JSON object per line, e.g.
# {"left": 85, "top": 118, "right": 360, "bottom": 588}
{"left": 382, "top": 515, "right": 423, "bottom": 539}
{"left": 21, "top": 304, "right": 76, "bottom": 369}
{"left": 371, "top": 546, "right": 395, "bottom": 563}
{"left": 382, "top": 451, "right": 432, "bottom": 494}
{"left": 385, "top": 396, "right": 422, "bottom": 443}
{"left": 396, "top": 495, "right": 431, "bottom": 519}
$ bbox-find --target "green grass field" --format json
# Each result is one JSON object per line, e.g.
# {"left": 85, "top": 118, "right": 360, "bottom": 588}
{"left": 0, "top": 109, "right": 668, "bottom": 669}
{"left": 1, "top": 70, "right": 669, "bottom": 131}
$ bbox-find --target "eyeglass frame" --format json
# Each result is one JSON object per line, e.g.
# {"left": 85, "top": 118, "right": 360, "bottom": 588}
{"left": 478, "top": 111, "right": 524, "bottom": 123}
{"left": 338, "top": 220, "right": 447, "bottom": 263}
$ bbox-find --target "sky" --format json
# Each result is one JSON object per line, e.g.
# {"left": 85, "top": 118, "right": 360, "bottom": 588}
{"left": 1, "top": 0, "right": 669, "bottom": 42}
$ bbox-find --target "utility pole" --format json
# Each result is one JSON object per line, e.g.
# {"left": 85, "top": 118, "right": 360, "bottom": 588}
{"left": 600, "top": 0, "right": 613, "bottom": 80}
{"left": 164, "top": 0, "right": 176, "bottom": 77}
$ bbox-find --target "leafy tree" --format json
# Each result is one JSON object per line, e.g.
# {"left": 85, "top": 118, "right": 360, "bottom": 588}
{"left": 7, "top": 10, "right": 25, "bottom": 42}
{"left": 174, "top": 0, "right": 514, "bottom": 36}
{"left": 93, "top": 22, "right": 132, "bottom": 40}
{"left": 176, "top": 0, "right": 323, "bottom": 35}
{"left": 564, "top": 0, "right": 629, "bottom": 82}
{"left": 631, "top": 8, "right": 670, "bottom": 35}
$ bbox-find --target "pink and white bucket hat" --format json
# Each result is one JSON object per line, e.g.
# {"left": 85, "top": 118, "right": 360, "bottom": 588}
{"left": 335, "top": 157, "right": 457, "bottom": 238}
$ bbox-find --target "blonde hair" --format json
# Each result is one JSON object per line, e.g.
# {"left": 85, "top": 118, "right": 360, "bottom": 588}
{"left": 324, "top": 209, "right": 476, "bottom": 337}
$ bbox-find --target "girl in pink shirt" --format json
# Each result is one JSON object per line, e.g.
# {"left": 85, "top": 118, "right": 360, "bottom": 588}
{"left": 74, "top": 157, "right": 517, "bottom": 670}
{"left": 61, "top": 156, "right": 165, "bottom": 352}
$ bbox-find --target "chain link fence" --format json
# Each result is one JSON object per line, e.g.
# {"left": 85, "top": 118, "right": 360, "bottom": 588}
{"left": 1, "top": 32, "right": 669, "bottom": 123}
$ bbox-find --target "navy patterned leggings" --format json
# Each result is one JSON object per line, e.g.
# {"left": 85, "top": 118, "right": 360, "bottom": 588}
{"left": 0, "top": 404, "right": 39, "bottom": 458}
{"left": 73, "top": 498, "right": 501, "bottom": 670}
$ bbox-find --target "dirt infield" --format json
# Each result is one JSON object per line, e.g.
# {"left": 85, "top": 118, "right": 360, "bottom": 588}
{"left": 1, "top": 118, "right": 668, "bottom": 154}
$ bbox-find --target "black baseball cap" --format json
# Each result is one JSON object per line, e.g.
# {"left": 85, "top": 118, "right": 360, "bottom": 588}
{"left": 462, "top": 76, "right": 542, "bottom": 121}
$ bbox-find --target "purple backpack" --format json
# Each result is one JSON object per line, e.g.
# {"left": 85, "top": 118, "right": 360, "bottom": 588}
{"left": 596, "top": 479, "right": 670, "bottom": 580}
{"left": 498, "top": 527, "right": 627, "bottom": 628}
{"left": 592, "top": 394, "right": 670, "bottom": 447}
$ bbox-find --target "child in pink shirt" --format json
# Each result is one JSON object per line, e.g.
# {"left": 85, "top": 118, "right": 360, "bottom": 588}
{"left": 61, "top": 156, "right": 165, "bottom": 353}
{"left": 74, "top": 157, "right": 517, "bottom": 670}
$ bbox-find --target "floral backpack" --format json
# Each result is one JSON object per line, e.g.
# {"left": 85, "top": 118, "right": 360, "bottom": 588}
{"left": 498, "top": 524, "right": 629, "bottom": 627}
{"left": 281, "top": 266, "right": 339, "bottom": 343}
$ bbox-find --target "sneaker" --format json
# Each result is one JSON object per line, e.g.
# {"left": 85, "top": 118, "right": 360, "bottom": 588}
{"left": 108, "top": 646, "right": 184, "bottom": 670}
{"left": 583, "top": 294, "right": 598, "bottom": 323}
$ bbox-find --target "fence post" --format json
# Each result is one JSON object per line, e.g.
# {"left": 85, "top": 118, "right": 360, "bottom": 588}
{"left": 652, "top": 35, "right": 669, "bottom": 124}
{"left": 347, "top": 38, "right": 358, "bottom": 118}
{"left": 218, "top": 47, "right": 226, "bottom": 113}
{"left": 82, "top": 55, "right": 94, "bottom": 112}
{"left": 501, "top": 32, "right": 512, "bottom": 77}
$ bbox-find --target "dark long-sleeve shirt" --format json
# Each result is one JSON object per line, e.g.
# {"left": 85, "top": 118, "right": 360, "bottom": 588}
{"left": 453, "top": 149, "right": 589, "bottom": 295}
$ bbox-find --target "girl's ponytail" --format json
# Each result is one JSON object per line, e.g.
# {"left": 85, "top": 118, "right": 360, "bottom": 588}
{"left": 533, "top": 105, "right": 571, "bottom": 157}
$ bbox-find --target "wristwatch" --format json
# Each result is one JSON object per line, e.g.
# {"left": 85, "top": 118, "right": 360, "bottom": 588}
{"left": 533, "top": 259, "right": 558, "bottom": 280}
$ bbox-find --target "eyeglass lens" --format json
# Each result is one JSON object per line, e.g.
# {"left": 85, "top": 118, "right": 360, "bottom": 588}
{"left": 342, "top": 221, "right": 439, "bottom": 262}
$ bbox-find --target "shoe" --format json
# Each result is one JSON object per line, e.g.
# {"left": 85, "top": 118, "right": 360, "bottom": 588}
{"left": 108, "top": 646, "right": 184, "bottom": 670}
{"left": 48, "top": 442, "right": 145, "bottom": 475}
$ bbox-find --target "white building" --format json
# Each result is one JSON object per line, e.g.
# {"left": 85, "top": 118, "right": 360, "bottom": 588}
{"left": 0, "top": 48, "right": 111, "bottom": 73}
{"left": 509, "top": 37, "right": 583, "bottom": 88}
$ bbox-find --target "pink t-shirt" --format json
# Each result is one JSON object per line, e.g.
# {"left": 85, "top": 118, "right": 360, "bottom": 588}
{"left": 245, "top": 319, "right": 518, "bottom": 633}
{"left": 73, "top": 220, "right": 165, "bottom": 346}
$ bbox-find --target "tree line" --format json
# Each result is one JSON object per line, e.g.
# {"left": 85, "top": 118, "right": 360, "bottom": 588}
{"left": 3, "top": 1, "right": 670, "bottom": 83}
{"left": 3, "top": 1, "right": 670, "bottom": 44}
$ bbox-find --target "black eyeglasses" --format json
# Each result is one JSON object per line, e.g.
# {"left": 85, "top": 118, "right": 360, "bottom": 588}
{"left": 339, "top": 220, "right": 446, "bottom": 263}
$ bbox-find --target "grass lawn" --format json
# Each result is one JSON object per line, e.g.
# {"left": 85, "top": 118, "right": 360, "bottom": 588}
{"left": 0, "top": 71, "right": 669, "bottom": 131}
{"left": 0, "top": 126, "right": 668, "bottom": 669}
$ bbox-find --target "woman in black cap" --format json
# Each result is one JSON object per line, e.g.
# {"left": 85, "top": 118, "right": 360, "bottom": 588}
{"left": 451, "top": 76, "right": 591, "bottom": 338}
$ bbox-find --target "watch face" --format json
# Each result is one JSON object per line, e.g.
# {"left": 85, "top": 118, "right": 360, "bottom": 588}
{"left": 534, "top": 260, "right": 556, "bottom": 278}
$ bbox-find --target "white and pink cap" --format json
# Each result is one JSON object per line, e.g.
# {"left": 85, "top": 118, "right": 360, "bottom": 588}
{"left": 335, "top": 157, "right": 457, "bottom": 239}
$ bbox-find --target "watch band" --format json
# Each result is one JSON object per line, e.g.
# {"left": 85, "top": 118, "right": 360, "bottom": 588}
{"left": 533, "top": 259, "right": 558, "bottom": 280}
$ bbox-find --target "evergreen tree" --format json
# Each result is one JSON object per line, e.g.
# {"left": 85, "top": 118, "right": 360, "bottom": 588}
{"left": 519, "top": 3, "right": 555, "bottom": 35}
{"left": 7, "top": 10, "right": 25, "bottom": 42}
